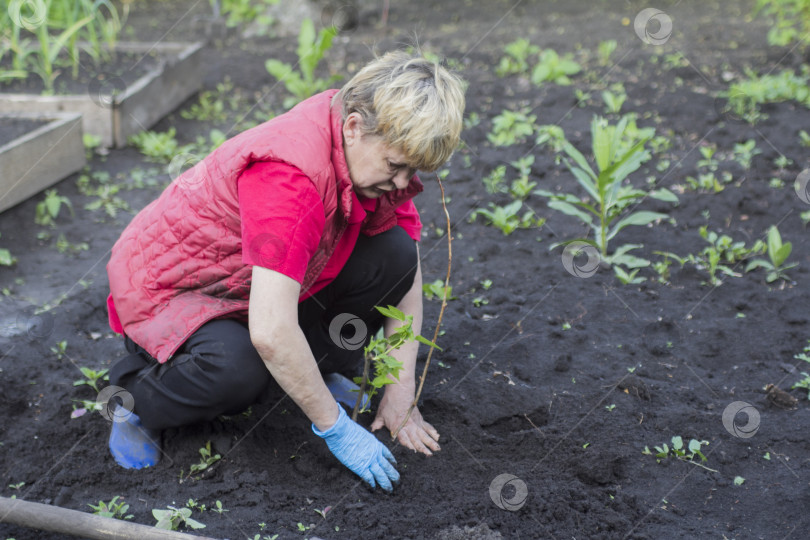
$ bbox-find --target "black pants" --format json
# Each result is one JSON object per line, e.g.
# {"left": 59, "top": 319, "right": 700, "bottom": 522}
{"left": 109, "top": 226, "right": 417, "bottom": 430}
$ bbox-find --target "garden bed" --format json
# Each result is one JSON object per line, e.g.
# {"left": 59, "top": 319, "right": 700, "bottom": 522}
{"left": 0, "top": 112, "right": 84, "bottom": 214}
{"left": 1, "top": 0, "right": 810, "bottom": 539}
{"left": 0, "top": 42, "right": 205, "bottom": 148}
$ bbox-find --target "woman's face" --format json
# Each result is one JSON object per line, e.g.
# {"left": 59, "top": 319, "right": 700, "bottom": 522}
{"left": 343, "top": 113, "right": 417, "bottom": 199}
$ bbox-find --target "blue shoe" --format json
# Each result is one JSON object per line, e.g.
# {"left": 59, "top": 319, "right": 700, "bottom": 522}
{"left": 108, "top": 410, "right": 161, "bottom": 469}
{"left": 323, "top": 372, "right": 370, "bottom": 411}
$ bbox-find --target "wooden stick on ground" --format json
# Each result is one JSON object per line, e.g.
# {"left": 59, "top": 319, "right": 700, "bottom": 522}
{"left": 392, "top": 174, "right": 452, "bottom": 440}
{"left": 0, "top": 496, "right": 218, "bottom": 540}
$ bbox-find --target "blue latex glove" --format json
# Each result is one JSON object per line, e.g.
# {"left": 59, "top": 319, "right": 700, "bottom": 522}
{"left": 312, "top": 404, "right": 399, "bottom": 492}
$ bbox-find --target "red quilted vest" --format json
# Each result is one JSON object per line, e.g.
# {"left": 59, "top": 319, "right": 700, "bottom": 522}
{"left": 106, "top": 90, "right": 423, "bottom": 363}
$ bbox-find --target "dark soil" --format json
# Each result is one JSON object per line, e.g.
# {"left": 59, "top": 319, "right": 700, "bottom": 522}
{"left": 0, "top": 118, "right": 48, "bottom": 147}
{"left": 0, "top": 51, "right": 160, "bottom": 96}
{"left": 2, "top": 1, "right": 810, "bottom": 539}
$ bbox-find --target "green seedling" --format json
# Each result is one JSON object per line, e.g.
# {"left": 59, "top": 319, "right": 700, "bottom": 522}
{"left": 792, "top": 372, "right": 810, "bottom": 399}
{"left": 482, "top": 165, "right": 507, "bottom": 194}
{"left": 128, "top": 128, "right": 180, "bottom": 163}
{"left": 212, "top": 500, "right": 228, "bottom": 514}
{"left": 531, "top": 49, "right": 581, "bottom": 86}
{"left": 472, "top": 200, "right": 545, "bottom": 235}
{"left": 472, "top": 296, "right": 488, "bottom": 307}
{"left": 509, "top": 155, "right": 537, "bottom": 200}
{"left": 596, "top": 39, "right": 617, "bottom": 66}
{"left": 0, "top": 233, "right": 16, "bottom": 267}
{"left": 73, "top": 367, "right": 109, "bottom": 392}
{"left": 613, "top": 266, "right": 645, "bottom": 284}
{"left": 487, "top": 108, "right": 537, "bottom": 146}
{"left": 422, "top": 279, "right": 455, "bottom": 301}
{"left": 480, "top": 279, "right": 493, "bottom": 290}
{"left": 642, "top": 436, "right": 716, "bottom": 472}
{"left": 601, "top": 83, "right": 627, "bottom": 114}
{"left": 84, "top": 184, "right": 131, "bottom": 218}
{"left": 265, "top": 19, "right": 340, "bottom": 109}
{"left": 153, "top": 506, "right": 206, "bottom": 531}
{"left": 799, "top": 129, "right": 810, "bottom": 147}
{"left": 8, "top": 482, "right": 24, "bottom": 490}
{"left": 50, "top": 340, "right": 68, "bottom": 360}
{"left": 685, "top": 172, "right": 725, "bottom": 193}
{"left": 733, "top": 139, "right": 761, "bottom": 169}
{"left": 696, "top": 145, "right": 719, "bottom": 171}
{"left": 745, "top": 225, "right": 798, "bottom": 282}
{"left": 535, "top": 114, "right": 677, "bottom": 270}
{"left": 662, "top": 227, "right": 765, "bottom": 285}
{"left": 314, "top": 506, "right": 331, "bottom": 518}
{"left": 185, "top": 498, "right": 205, "bottom": 512}
{"left": 734, "top": 476, "right": 745, "bottom": 486}
{"left": 753, "top": 0, "right": 810, "bottom": 48}
{"left": 352, "top": 305, "right": 440, "bottom": 418}
{"left": 221, "top": 0, "right": 277, "bottom": 30}
{"left": 535, "top": 124, "right": 567, "bottom": 153}
{"left": 721, "top": 67, "right": 810, "bottom": 124}
{"left": 35, "top": 189, "right": 74, "bottom": 227}
{"left": 186, "top": 441, "right": 221, "bottom": 478}
{"left": 88, "top": 496, "right": 133, "bottom": 520}
{"left": 496, "top": 38, "right": 539, "bottom": 77}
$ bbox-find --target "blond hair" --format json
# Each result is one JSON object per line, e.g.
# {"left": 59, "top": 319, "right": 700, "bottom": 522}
{"left": 334, "top": 50, "right": 466, "bottom": 172}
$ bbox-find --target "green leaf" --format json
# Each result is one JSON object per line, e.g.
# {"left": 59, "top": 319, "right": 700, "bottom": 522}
{"left": 548, "top": 200, "right": 595, "bottom": 225}
{"left": 688, "top": 439, "right": 703, "bottom": 454}
{"left": 671, "top": 436, "right": 683, "bottom": 450}
{"left": 415, "top": 335, "right": 442, "bottom": 350}
{"left": 608, "top": 211, "right": 667, "bottom": 240}
{"left": 649, "top": 188, "right": 679, "bottom": 203}
{"left": 561, "top": 141, "right": 597, "bottom": 182}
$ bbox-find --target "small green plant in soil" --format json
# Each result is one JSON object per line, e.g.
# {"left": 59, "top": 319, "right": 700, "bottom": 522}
{"left": 182, "top": 441, "right": 221, "bottom": 480}
{"left": 152, "top": 506, "right": 206, "bottom": 531}
{"left": 265, "top": 18, "right": 340, "bottom": 109}
{"left": 508, "top": 156, "right": 537, "bottom": 200}
{"left": 745, "top": 225, "right": 798, "bottom": 282}
{"left": 88, "top": 496, "right": 133, "bottom": 520}
{"left": 0, "top": 234, "right": 16, "bottom": 267}
{"left": 423, "top": 279, "right": 454, "bottom": 301}
{"left": 733, "top": 139, "right": 762, "bottom": 169}
{"left": 50, "top": 340, "right": 67, "bottom": 359}
{"left": 753, "top": 0, "right": 810, "bottom": 48}
{"left": 128, "top": 128, "right": 181, "bottom": 163}
{"left": 661, "top": 226, "right": 765, "bottom": 286}
{"left": 211, "top": 500, "right": 228, "bottom": 514}
{"left": 613, "top": 265, "right": 645, "bottom": 284}
{"left": 596, "top": 39, "right": 617, "bottom": 66}
{"left": 73, "top": 366, "right": 109, "bottom": 392}
{"left": 352, "top": 306, "right": 440, "bottom": 418}
{"left": 642, "top": 436, "right": 716, "bottom": 472}
{"left": 531, "top": 49, "right": 581, "bottom": 86}
{"left": 799, "top": 129, "right": 810, "bottom": 147}
{"left": 534, "top": 114, "right": 677, "bottom": 270}
{"left": 601, "top": 83, "right": 627, "bottom": 114}
{"left": 495, "top": 38, "right": 539, "bottom": 77}
{"left": 535, "top": 124, "right": 567, "bottom": 153}
{"left": 482, "top": 165, "right": 507, "bottom": 194}
{"left": 471, "top": 200, "right": 545, "bottom": 236}
{"left": 792, "top": 372, "right": 810, "bottom": 399}
{"left": 487, "top": 108, "right": 536, "bottom": 146}
{"left": 221, "top": 0, "right": 277, "bottom": 29}
{"left": 720, "top": 67, "right": 810, "bottom": 123}
{"left": 84, "top": 184, "right": 131, "bottom": 218}
{"left": 35, "top": 189, "right": 73, "bottom": 227}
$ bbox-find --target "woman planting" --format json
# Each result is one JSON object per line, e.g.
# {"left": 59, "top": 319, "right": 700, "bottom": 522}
{"left": 103, "top": 50, "right": 465, "bottom": 492}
